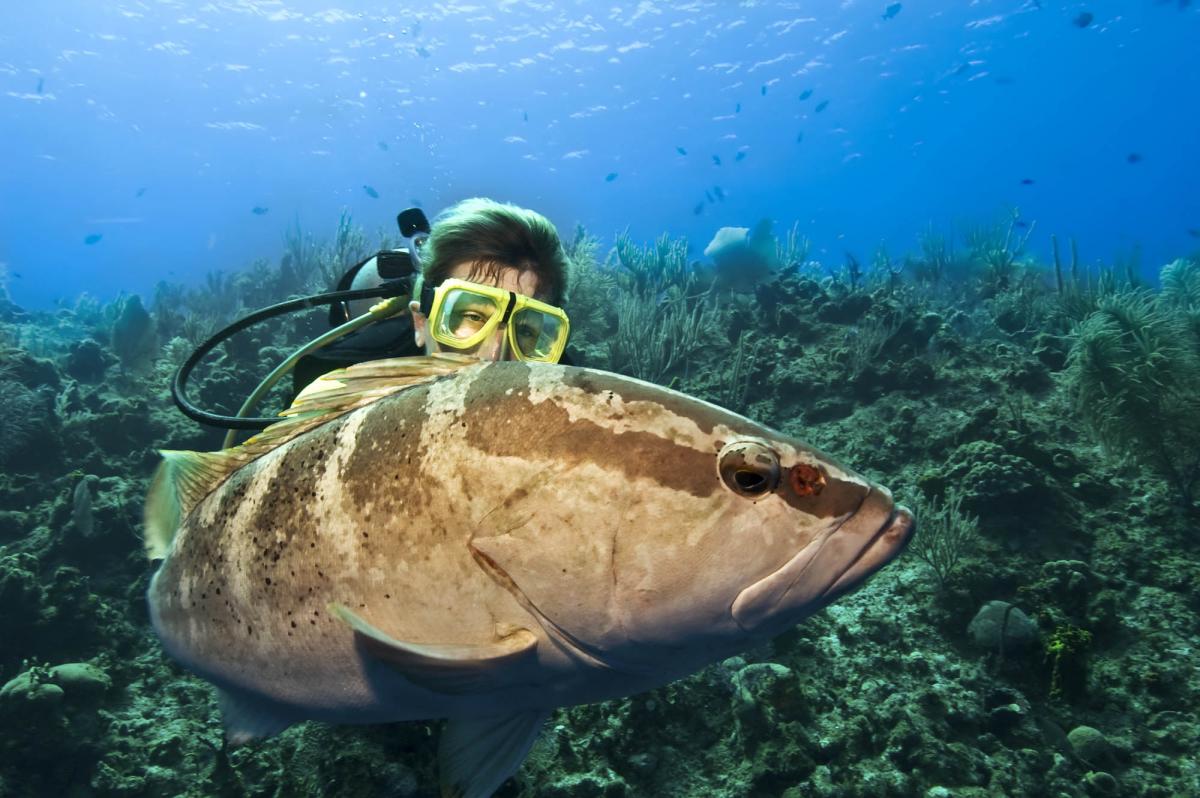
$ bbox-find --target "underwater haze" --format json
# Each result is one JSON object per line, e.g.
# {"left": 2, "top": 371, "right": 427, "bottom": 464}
{"left": 2, "top": 1, "right": 1199, "bottom": 306}
{"left": 5, "top": 2, "right": 1200, "bottom": 798}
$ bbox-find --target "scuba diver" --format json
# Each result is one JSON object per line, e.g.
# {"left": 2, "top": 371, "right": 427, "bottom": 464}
{"left": 171, "top": 198, "right": 572, "bottom": 446}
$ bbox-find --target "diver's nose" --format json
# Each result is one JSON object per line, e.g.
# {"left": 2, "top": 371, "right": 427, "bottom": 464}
{"left": 480, "top": 326, "right": 512, "bottom": 361}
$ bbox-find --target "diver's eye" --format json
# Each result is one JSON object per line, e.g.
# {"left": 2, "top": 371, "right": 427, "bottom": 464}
{"left": 718, "top": 441, "right": 781, "bottom": 498}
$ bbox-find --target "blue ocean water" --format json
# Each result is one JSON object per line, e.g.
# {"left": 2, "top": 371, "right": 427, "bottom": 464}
{"left": 2, "top": 2, "right": 1197, "bottom": 308}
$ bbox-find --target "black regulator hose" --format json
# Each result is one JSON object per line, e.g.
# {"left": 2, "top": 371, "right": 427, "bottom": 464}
{"left": 171, "top": 286, "right": 404, "bottom": 431}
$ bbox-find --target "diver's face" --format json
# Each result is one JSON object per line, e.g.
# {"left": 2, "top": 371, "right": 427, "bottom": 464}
{"left": 410, "top": 262, "right": 542, "bottom": 361}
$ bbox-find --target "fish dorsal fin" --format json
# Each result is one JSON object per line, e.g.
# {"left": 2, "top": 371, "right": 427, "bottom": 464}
{"left": 142, "top": 354, "right": 481, "bottom": 560}
{"left": 328, "top": 603, "right": 538, "bottom": 695}
{"left": 439, "top": 710, "right": 550, "bottom": 798}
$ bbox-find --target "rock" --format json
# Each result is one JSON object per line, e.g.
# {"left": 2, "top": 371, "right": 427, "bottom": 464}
{"left": 1067, "top": 725, "right": 1112, "bottom": 766}
{"left": 48, "top": 662, "right": 112, "bottom": 701}
{"left": 1083, "top": 770, "right": 1118, "bottom": 795}
{"left": 967, "top": 601, "right": 1039, "bottom": 653}
{"left": 0, "top": 670, "right": 65, "bottom": 708}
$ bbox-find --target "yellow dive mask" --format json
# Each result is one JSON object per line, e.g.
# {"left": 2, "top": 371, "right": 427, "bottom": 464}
{"left": 421, "top": 278, "right": 570, "bottom": 363}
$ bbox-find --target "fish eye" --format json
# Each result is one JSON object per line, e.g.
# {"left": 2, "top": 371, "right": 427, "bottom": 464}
{"left": 718, "top": 441, "right": 780, "bottom": 498}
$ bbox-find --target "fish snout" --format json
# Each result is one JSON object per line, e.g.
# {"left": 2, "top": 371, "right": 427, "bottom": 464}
{"left": 730, "top": 484, "right": 914, "bottom": 636}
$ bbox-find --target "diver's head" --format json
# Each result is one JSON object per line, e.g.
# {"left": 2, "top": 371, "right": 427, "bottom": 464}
{"left": 409, "top": 198, "right": 571, "bottom": 362}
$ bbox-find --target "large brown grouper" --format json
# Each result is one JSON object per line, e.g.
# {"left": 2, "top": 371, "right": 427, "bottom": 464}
{"left": 144, "top": 355, "right": 914, "bottom": 797}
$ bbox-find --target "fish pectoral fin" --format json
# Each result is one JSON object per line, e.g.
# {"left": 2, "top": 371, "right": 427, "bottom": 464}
{"left": 328, "top": 603, "right": 538, "bottom": 695}
{"left": 439, "top": 710, "right": 549, "bottom": 798}
{"left": 215, "top": 686, "right": 294, "bottom": 744}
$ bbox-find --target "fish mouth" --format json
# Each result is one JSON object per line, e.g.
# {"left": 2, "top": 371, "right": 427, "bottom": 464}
{"left": 731, "top": 487, "right": 915, "bottom": 634}
{"left": 819, "top": 504, "right": 915, "bottom": 603}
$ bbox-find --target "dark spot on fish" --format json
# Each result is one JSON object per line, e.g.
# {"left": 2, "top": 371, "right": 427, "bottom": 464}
{"left": 291, "top": 620, "right": 297, "bottom": 628}
{"left": 676, "top": 146, "right": 687, "bottom": 156}
{"left": 1073, "top": 11, "right": 1094, "bottom": 27}
{"left": 84, "top": 234, "right": 102, "bottom": 245}
{"left": 1020, "top": 178, "right": 1035, "bottom": 185}
{"left": 605, "top": 172, "right": 619, "bottom": 182}
{"left": 735, "top": 151, "right": 746, "bottom": 162}
{"left": 363, "top": 185, "right": 380, "bottom": 198}
{"left": 265, "top": 577, "right": 271, "bottom": 585}
{"left": 247, "top": 625, "right": 253, "bottom": 636}
{"left": 712, "top": 155, "right": 722, "bottom": 166}
{"left": 815, "top": 100, "right": 830, "bottom": 113}
{"left": 799, "top": 89, "right": 813, "bottom": 101}
{"left": 252, "top": 206, "right": 269, "bottom": 215}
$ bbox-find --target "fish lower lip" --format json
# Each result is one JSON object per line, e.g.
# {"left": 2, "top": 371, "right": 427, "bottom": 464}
{"left": 822, "top": 506, "right": 915, "bottom": 600}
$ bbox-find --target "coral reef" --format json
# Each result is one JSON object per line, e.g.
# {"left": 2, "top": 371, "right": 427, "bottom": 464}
{"left": 0, "top": 215, "right": 1197, "bottom": 797}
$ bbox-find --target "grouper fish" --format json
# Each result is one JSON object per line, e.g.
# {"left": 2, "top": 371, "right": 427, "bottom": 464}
{"left": 144, "top": 355, "right": 914, "bottom": 797}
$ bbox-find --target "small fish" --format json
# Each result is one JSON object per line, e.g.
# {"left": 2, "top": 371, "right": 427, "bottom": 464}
{"left": 882, "top": 3, "right": 902, "bottom": 20}
{"left": 12, "top": 272, "right": 22, "bottom": 279}
{"left": 252, "top": 206, "right": 269, "bottom": 215}
{"left": 760, "top": 85, "right": 767, "bottom": 96}
{"left": 735, "top": 102, "right": 741, "bottom": 113}
{"left": 1126, "top": 152, "right": 1142, "bottom": 164}
{"left": 84, "top": 234, "right": 103, "bottom": 245}
{"left": 1014, "top": 220, "right": 1029, "bottom": 229}
{"left": 705, "top": 190, "right": 714, "bottom": 203}
{"left": 1020, "top": 178, "right": 1035, "bottom": 185}
{"left": 1073, "top": 11, "right": 1094, "bottom": 27}
{"left": 135, "top": 187, "right": 148, "bottom": 198}
{"left": 377, "top": 141, "right": 389, "bottom": 151}
{"left": 36, "top": 77, "right": 44, "bottom": 94}
{"left": 676, "top": 146, "right": 688, "bottom": 156}
{"left": 712, "top": 155, "right": 722, "bottom": 166}
{"left": 735, "top": 151, "right": 746, "bottom": 162}
{"left": 994, "top": 76, "right": 1016, "bottom": 86}
{"left": 363, "top": 185, "right": 380, "bottom": 198}
{"left": 523, "top": 111, "right": 529, "bottom": 122}
{"left": 693, "top": 201, "right": 706, "bottom": 215}
{"left": 799, "top": 89, "right": 813, "bottom": 101}
{"left": 410, "top": 198, "right": 423, "bottom": 208}
{"left": 713, "top": 185, "right": 726, "bottom": 201}
{"left": 605, "top": 172, "right": 618, "bottom": 182}
{"left": 416, "top": 46, "right": 431, "bottom": 58}
{"left": 815, "top": 100, "right": 829, "bottom": 113}
{"left": 796, "top": 132, "right": 805, "bottom": 143}
{"left": 1187, "top": 228, "right": 1200, "bottom": 238}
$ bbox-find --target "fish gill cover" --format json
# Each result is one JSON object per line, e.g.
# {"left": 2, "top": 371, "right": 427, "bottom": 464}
{"left": 0, "top": 2, "right": 1199, "bottom": 797}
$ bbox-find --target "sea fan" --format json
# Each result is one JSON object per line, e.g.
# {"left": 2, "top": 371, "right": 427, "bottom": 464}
{"left": 1066, "top": 289, "right": 1200, "bottom": 510}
